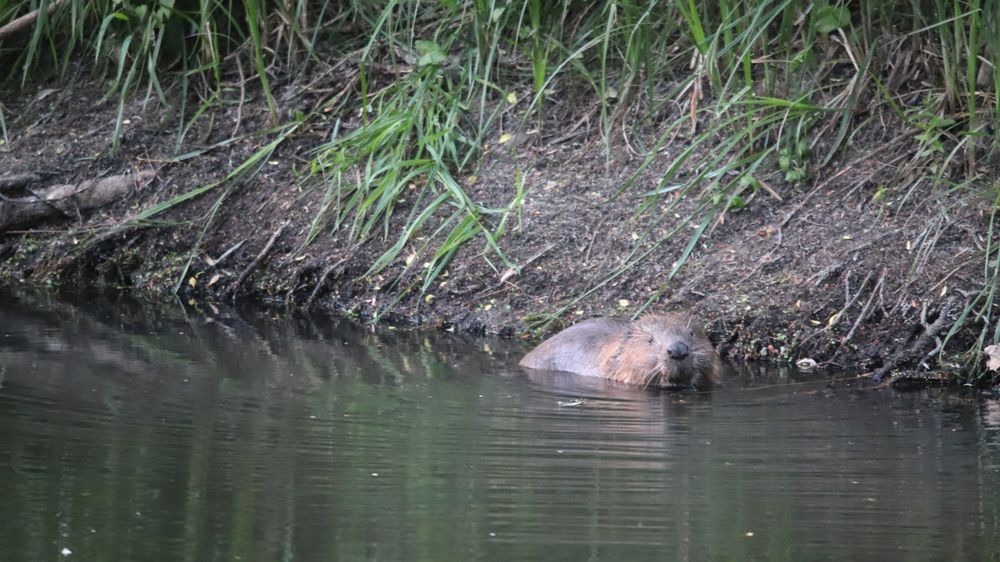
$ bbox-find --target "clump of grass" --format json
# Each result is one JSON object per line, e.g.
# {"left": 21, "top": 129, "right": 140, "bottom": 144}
{"left": 614, "top": 1, "right": 1000, "bottom": 380}
{"left": 305, "top": 3, "right": 525, "bottom": 317}
{"left": 2, "top": 0, "right": 320, "bottom": 149}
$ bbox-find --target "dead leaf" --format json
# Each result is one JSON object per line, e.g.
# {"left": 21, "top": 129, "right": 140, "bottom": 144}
{"left": 827, "top": 312, "right": 842, "bottom": 327}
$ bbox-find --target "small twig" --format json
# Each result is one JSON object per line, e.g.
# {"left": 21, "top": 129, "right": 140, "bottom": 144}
{"left": 757, "top": 179, "right": 784, "bottom": 202}
{"left": 796, "top": 270, "right": 871, "bottom": 350}
{"left": 474, "top": 244, "right": 560, "bottom": 301}
{"left": 807, "top": 229, "right": 899, "bottom": 286}
{"left": 227, "top": 221, "right": 289, "bottom": 297}
{"left": 910, "top": 214, "right": 950, "bottom": 278}
{"left": 808, "top": 261, "right": 844, "bottom": 286}
{"left": 583, "top": 216, "right": 608, "bottom": 263}
{"left": 525, "top": 243, "right": 557, "bottom": 268}
{"left": 318, "top": 70, "right": 362, "bottom": 115}
{"left": 500, "top": 243, "right": 557, "bottom": 283}
{"left": 779, "top": 168, "right": 853, "bottom": 229}
{"left": 209, "top": 240, "right": 246, "bottom": 268}
{"left": 548, "top": 104, "right": 597, "bottom": 145}
{"left": 621, "top": 123, "right": 638, "bottom": 157}
{"left": 926, "top": 252, "right": 976, "bottom": 296}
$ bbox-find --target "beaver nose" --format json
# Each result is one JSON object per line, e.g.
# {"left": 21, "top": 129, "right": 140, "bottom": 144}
{"left": 667, "top": 341, "right": 690, "bottom": 361}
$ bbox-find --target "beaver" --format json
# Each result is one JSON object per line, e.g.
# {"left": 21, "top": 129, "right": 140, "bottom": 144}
{"left": 519, "top": 314, "right": 720, "bottom": 390}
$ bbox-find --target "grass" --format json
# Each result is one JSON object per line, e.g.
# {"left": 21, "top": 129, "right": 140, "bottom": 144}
{"left": 2, "top": 0, "right": 1000, "bottom": 379}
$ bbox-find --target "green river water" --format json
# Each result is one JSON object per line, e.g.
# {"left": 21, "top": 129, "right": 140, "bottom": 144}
{"left": 1, "top": 292, "right": 998, "bottom": 561}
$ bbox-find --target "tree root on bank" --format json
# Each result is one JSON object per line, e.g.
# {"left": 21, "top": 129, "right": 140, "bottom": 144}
{"left": 226, "top": 220, "right": 289, "bottom": 298}
{"left": 871, "top": 298, "right": 957, "bottom": 382}
{"left": 0, "top": 170, "right": 155, "bottom": 232}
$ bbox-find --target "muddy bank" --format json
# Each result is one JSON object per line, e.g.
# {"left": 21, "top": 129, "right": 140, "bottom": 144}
{"left": 0, "top": 74, "right": 993, "bottom": 383}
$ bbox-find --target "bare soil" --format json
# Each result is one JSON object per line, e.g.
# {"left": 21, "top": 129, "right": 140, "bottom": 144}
{"left": 0, "top": 69, "right": 993, "bottom": 383}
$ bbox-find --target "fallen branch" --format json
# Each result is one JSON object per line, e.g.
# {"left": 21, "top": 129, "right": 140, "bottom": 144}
{"left": 0, "top": 0, "right": 70, "bottom": 42}
{"left": 0, "top": 170, "right": 155, "bottom": 232}
{"left": 0, "top": 172, "right": 41, "bottom": 193}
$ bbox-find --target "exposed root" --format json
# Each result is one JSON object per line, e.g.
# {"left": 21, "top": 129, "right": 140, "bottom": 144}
{"left": 227, "top": 220, "right": 289, "bottom": 297}
{"left": 304, "top": 250, "right": 357, "bottom": 308}
{"left": 832, "top": 268, "right": 886, "bottom": 361}
{"left": 871, "top": 297, "right": 956, "bottom": 381}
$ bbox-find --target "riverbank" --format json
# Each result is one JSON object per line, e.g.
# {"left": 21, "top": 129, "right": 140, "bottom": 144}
{"left": 0, "top": 69, "right": 990, "bottom": 385}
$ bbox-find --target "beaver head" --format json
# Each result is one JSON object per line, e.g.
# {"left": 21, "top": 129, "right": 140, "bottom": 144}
{"left": 606, "top": 314, "right": 719, "bottom": 389}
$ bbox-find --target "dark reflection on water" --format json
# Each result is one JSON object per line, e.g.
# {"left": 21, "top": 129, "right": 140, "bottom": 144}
{"left": 1, "top": 291, "right": 1000, "bottom": 561}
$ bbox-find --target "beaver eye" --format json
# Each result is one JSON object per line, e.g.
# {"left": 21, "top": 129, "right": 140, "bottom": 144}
{"left": 647, "top": 336, "right": 654, "bottom": 344}
{"left": 689, "top": 330, "right": 694, "bottom": 337}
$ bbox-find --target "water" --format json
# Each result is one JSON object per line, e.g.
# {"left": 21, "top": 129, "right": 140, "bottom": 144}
{"left": 1, "top": 292, "right": 999, "bottom": 561}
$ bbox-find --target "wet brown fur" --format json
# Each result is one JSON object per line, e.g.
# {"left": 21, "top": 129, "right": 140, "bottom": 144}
{"left": 520, "top": 313, "right": 720, "bottom": 390}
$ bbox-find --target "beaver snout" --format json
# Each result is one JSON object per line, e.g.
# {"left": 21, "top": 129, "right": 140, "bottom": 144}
{"left": 667, "top": 341, "right": 690, "bottom": 361}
